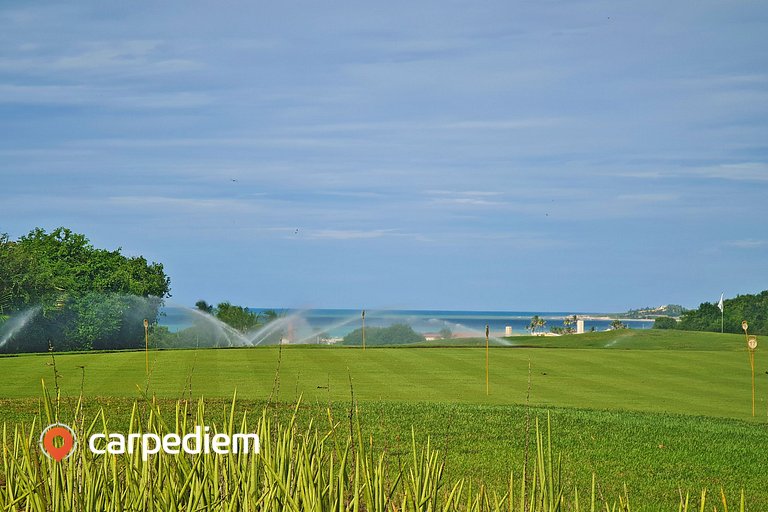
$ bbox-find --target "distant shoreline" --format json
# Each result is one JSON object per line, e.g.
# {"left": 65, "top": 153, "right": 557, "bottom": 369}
{"left": 579, "top": 316, "right": 660, "bottom": 322}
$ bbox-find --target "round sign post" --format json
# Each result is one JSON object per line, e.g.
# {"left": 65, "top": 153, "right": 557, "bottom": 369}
{"left": 748, "top": 335, "right": 758, "bottom": 418}
{"left": 743, "top": 321, "right": 756, "bottom": 417}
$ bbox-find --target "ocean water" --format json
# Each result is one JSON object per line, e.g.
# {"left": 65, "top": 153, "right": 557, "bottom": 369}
{"left": 159, "top": 307, "right": 653, "bottom": 338}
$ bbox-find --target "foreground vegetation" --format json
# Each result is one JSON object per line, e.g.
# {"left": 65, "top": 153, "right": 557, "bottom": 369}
{"left": 0, "top": 332, "right": 765, "bottom": 509}
{"left": 0, "top": 387, "right": 753, "bottom": 511}
{"left": 2, "top": 394, "right": 763, "bottom": 510}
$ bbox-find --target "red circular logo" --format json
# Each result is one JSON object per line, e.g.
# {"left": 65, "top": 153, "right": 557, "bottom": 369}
{"left": 39, "top": 423, "right": 77, "bottom": 461}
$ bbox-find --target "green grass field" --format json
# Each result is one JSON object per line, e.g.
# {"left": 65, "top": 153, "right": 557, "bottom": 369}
{"left": 1, "top": 329, "right": 766, "bottom": 510}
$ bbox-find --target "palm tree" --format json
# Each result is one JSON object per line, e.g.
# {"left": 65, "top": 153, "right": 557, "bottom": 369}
{"left": 528, "top": 315, "right": 541, "bottom": 335}
{"left": 610, "top": 319, "right": 626, "bottom": 330}
{"left": 259, "top": 309, "right": 281, "bottom": 323}
{"left": 563, "top": 314, "right": 578, "bottom": 334}
{"left": 195, "top": 300, "right": 214, "bottom": 314}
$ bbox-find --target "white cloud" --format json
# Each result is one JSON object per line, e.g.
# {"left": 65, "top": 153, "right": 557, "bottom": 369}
{"left": 441, "top": 118, "right": 565, "bottom": 130}
{"left": 0, "top": 194, "right": 268, "bottom": 219}
{"left": 291, "top": 118, "right": 564, "bottom": 134}
{"left": 693, "top": 162, "right": 768, "bottom": 182}
{"left": 0, "top": 40, "right": 201, "bottom": 76}
{"left": 305, "top": 228, "right": 408, "bottom": 240}
{"left": 0, "top": 84, "right": 213, "bottom": 109}
{"left": 66, "top": 136, "right": 348, "bottom": 149}
{"left": 430, "top": 197, "right": 503, "bottom": 207}
{"left": 725, "top": 239, "right": 767, "bottom": 249}
{"left": 425, "top": 190, "right": 503, "bottom": 196}
{"left": 615, "top": 193, "right": 679, "bottom": 203}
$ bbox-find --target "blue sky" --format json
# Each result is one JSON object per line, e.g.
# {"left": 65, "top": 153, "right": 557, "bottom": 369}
{"left": 1, "top": 1, "right": 766, "bottom": 312}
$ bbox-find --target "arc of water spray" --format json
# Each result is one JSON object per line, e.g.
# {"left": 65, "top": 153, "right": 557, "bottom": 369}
{"left": 0, "top": 306, "right": 42, "bottom": 349}
{"left": 244, "top": 311, "right": 310, "bottom": 346}
{"left": 291, "top": 313, "right": 364, "bottom": 345}
{"left": 184, "top": 307, "right": 249, "bottom": 346}
{"left": 426, "top": 318, "right": 513, "bottom": 346}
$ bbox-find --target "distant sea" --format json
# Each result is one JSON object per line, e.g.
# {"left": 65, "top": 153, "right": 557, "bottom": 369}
{"left": 159, "top": 308, "right": 653, "bottom": 337}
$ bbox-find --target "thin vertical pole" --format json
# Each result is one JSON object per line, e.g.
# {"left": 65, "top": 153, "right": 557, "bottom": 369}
{"left": 743, "top": 321, "right": 754, "bottom": 417}
{"left": 485, "top": 324, "right": 489, "bottom": 396}
{"left": 143, "top": 319, "right": 149, "bottom": 375}
{"left": 751, "top": 351, "right": 755, "bottom": 417}
{"left": 362, "top": 310, "right": 366, "bottom": 351}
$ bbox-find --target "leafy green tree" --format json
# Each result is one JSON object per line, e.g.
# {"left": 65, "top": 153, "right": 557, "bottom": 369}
{"left": 678, "top": 291, "right": 768, "bottom": 335}
{"left": 676, "top": 302, "right": 721, "bottom": 332}
{"left": 259, "top": 309, "right": 281, "bottom": 323}
{"left": 0, "top": 228, "right": 170, "bottom": 353}
{"left": 195, "top": 300, "right": 214, "bottom": 314}
{"left": 653, "top": 316, "right": 677, "bottom": 330}
{"left": 215, "top": 302, "right": 260, "bottom": 332}
{"left": 342, "top": 324, "right": 424, "bottom": 346}
{"left": 610, "top": 320, "right": 626, "bottom": 330}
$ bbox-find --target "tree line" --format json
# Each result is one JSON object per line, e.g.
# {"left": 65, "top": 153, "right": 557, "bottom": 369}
{"left": 0, "top": 228, "right": 170, "bottom": 352}
{"left": 193, "top": 300, "right": 278, "bottom": 330}
{"left": 654, "top": 290, "right": 768, "bottom": 335}
{"left": 342, "top": 324, "right": 424, "bottom": 346}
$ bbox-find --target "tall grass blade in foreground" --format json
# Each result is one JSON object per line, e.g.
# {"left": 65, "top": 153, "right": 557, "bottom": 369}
{"left": 0, "top": 384, "right": 746, "bottom": 511}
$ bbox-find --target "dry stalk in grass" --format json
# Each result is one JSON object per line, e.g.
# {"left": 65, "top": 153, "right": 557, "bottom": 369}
{"left": 0, "top": 384, "right": 746, "bottom": 512}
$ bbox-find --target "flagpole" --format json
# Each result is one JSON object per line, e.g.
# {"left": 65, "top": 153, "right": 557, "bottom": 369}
{"left": 143, "top": 319, "right": 149, "bottom": 375}
{"left": 719, "top": 292, "right": 724, "bottom": 333}
{"left": 485, "top": 324, "right": 489, "bottom": 396}
{"left": 361, "top": 310, "right": 366, "bottom": 351}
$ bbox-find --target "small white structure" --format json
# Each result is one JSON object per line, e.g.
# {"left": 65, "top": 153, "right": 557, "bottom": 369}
{"left": 576, "top": 319, "right": 585, "bottom": 334}
{"left": 505, "top": 326, "right": 513, "bottom": 336}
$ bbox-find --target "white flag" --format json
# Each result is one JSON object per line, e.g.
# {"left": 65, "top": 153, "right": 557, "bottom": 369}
{"left": 717, "top": 293, "right": 724, "bottom": 313}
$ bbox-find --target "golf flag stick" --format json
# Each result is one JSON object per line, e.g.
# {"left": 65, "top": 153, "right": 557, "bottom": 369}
{"left": 485, "top": 324, "right": 489, "bottom": 395}
{"left": 743, "top": 321, "right": 756, "bottom": 416}
{"left": 143, "top": 319, "right": 149, "bottom": 375}
{"left": 751, "top": 349, "right": 756, "bottom": 417}
{"left": 362, "top": 310, "right": 366, "bottom": 351}
{"left": 718, "top": 293, "right": 724, "bottom": 333}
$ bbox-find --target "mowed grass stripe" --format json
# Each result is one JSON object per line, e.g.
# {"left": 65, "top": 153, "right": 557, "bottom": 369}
{"left": 0, "top": 345, "right": 764, "bottom": 420}
{"left": 1, "top": 339, "right": 767, "bottom": 509}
